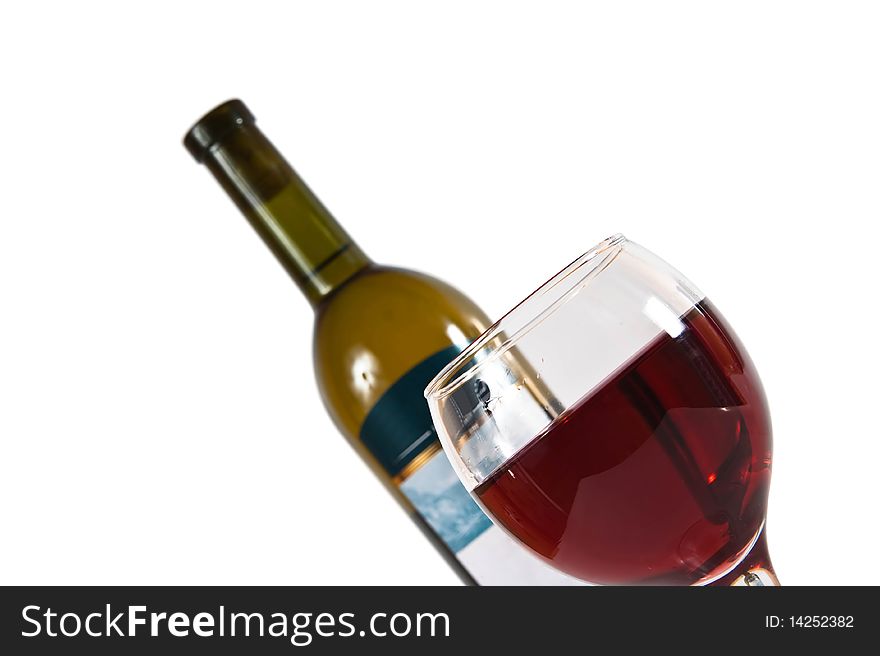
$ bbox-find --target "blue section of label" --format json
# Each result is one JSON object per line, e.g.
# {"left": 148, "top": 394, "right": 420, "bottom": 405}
{"left": 359, "top": 345, "right": 492, "bottom": 554}
{"left": 399, "top": 449, "right": 493, "bottom": 553}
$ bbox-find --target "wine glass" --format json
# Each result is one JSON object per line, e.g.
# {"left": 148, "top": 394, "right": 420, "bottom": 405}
{"left": 425, "top": 235, "right": 778, "bottom": 586}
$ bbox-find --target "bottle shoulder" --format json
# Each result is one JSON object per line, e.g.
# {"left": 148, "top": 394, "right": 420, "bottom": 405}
{"left": 311, "top": 264, "right": 490, "bottom": 437}
{"left": 315, "top": 264, "right": 490, "bottom": 334}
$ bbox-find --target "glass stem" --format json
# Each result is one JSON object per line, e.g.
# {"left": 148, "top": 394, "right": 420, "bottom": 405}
{"left": 707, "top": 530, "right": 779, "bottom": 586}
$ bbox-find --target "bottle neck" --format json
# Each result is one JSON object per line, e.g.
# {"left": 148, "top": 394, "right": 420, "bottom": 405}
{"left": 201, "top": 123, "right": 371, "bottom": 307}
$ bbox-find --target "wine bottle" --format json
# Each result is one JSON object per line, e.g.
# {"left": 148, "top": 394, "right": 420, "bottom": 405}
{"left": 183, "top": 100, "right": 577, "bottom": 585}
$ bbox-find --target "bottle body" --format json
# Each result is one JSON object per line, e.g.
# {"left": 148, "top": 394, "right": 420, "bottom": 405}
{"left": 313, "top": 265, "right": 578, "bottom": 584}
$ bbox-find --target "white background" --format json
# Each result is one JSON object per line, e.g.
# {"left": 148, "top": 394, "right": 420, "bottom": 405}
{"left": 1, "top": 2, "right": 878, "bottom": 586}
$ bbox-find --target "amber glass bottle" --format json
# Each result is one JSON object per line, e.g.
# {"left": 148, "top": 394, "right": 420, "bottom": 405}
{"left": 184, "top": 100, "right": 576, "bottom": 585}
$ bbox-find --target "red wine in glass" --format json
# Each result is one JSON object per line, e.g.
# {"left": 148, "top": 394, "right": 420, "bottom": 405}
{"left": 474, "top": 300, "right": 772, "bottom": 586}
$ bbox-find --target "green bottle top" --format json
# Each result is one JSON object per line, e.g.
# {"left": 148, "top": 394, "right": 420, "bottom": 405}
{"left": 184, "top": 99, "right": 371, "bottom": 307}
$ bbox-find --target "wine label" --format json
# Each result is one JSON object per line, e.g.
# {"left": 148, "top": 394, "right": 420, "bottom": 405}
{"left": 360, "top": 346, "right": 582, "bottom": 586}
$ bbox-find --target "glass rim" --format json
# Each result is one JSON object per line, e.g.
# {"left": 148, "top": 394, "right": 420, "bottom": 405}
{"left": 425, "top": 233, "right": 628, "bottom": 401}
